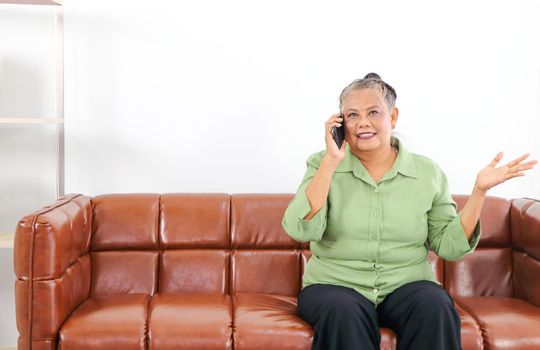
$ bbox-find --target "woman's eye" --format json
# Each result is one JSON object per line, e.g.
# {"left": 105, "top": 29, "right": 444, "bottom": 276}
{"left": 347, "top": 113, "right": 357, "bottom": 119}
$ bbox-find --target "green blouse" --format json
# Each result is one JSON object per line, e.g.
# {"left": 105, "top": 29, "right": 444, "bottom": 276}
{"left": 282, "top": 137, "right": 481, "bottom": 307}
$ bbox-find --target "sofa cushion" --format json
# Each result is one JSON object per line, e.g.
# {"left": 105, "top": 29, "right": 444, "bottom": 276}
{"left": 160, "top": 193, "right": 230, "bottom": 249}
{"left": 231, "top": 194, "right": 301, "bottom": 249}
{"left": 90, "top": 251, "right": 158, "bottom": 297}
{"left": 379, "top": 328, "right": 397, "bottom": 350}
{"left": 159, "top": 250, "right": 229, "bottom": 294}
{"left": 454, "top": 302, "right": 483, "bottom": 350}
{"left": 91, "top": 194, "right": 160, "bottom": 250}
{"left": 233, "top": 293, "right": 398, "bottom": 350}
{"left": 511, "top": 198, "right": 540, "bottom": 260}
{"left": 513, "top": 251, "right": 540, "bottom": 307}
{"left": 58, "top": 294, "right": 149, "bottom": 350}
{"left": 455, "top": 296, "right": 540, "bottom": 350}
{"left": 453, "top": 195, "right": 511, "bottom": 247}
{"left": 148, "top": 293, "right": 233, "bottom": 350}
{"left": 512, "top": 200, "right": 540, "bottom": 308}
{"left": 231, "top": 250, "right": 301, "bottom": 296}
{"left": 232, "top": 293, "right": 312, "bottom": 350}
{"left": 445, "top": 248, "right": 513, "bottom": 297}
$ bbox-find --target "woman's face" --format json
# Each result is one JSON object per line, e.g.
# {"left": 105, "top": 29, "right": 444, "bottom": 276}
{"left": 341, "top": 88, "right": 398, "bottom": 154}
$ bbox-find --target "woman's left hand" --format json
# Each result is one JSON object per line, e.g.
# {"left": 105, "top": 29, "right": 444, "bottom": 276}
{"left": 474, "top": 152, "right": 538, "bottom": 193}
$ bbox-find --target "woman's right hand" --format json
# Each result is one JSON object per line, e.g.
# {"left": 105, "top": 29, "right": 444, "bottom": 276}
{"left": 324, "top": 113, "right": 347, "bottom": 164}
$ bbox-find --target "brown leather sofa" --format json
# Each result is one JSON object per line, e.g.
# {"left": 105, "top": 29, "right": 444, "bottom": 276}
{"left": 14, "top": 193, "right": 540, "bottom": 350}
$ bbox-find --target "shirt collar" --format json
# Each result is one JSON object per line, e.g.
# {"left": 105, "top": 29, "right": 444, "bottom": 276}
{"left": 334, "top": 136, "right": 418, "bottom": 181}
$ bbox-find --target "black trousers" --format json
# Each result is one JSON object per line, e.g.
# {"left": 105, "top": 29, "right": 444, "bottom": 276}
{"left": 297, "top": 280, "right": 461, "bottom": 350}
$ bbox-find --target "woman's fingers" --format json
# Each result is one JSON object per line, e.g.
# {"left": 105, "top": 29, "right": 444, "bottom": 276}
{"left": 488, "top": 152, "right": 504, "bottom": 167}
{"left": 490, "top": 152, "right": 537, "bottom": 171}
{"left": 326, "top": 114, "right": 343, "bottom": 124}
{"left": 325, "top": 115, "right": 343, "bottom": 128}
{"left": 513, "top": 161, "right": 537, "bottom": 172}
{"left": 506, "top": 153, "right": 531, "bottom": 168}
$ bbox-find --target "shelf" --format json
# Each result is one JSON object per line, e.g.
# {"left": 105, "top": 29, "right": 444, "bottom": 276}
{"left": 0, "top": 0, "right": 61, "bottom": 5}
{"left": 0, "top": 0, "right": 64, "bottom": 251}
{"left": 0, "top": 117, "right": 64, "bottom": 124}
{"left": 0, "top": 233, "right": 14, "bottom": 249}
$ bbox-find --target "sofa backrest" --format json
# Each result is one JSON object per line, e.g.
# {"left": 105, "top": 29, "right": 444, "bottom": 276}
{"left": 87, "top": 193, "right": 515, "bottom": 298}
{"left": 230, "top": 194, "right": 306, "bottom": 296}
{"left": 510, "top": 198, "right": 540, "bottom": 306}
{"left": 90, "top": 193, "right": 231, "bottom": 297}
{"left": 446, "top": 195, "right": 513, "bottom": 298}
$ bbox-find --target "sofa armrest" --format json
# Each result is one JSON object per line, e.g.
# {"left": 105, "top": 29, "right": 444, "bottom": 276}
{"left": 14, "top": 194, "right": 93, "bottom": 349}
{"left": 511, "top": 198, "right": 540, "bottom": 307}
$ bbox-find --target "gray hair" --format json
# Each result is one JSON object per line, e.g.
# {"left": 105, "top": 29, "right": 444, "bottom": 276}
{"left": 339, "top": 73, "right": 397, "bottom": 112}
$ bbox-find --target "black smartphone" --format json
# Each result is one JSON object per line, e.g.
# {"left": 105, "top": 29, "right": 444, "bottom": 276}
{"left": 331, "top": 114, "right": 345, "bottom": 149}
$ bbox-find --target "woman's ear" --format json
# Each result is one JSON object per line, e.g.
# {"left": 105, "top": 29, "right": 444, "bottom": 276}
{"left": 390, "top": 107, "right": 399, "bottom": 129}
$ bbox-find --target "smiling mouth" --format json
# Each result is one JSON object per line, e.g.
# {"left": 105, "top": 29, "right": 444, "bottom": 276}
{"left": 357, "top": 132, "right": 376, "bottom": 139}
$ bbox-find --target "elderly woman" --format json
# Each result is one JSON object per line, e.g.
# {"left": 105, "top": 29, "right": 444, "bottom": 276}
{"left": 281, "top": 73, "right": 537, "bottom": 350}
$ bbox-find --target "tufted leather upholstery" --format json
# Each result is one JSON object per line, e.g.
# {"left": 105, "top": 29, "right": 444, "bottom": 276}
{"left": 14, "top": 193, "right": 540, "bottom": 350}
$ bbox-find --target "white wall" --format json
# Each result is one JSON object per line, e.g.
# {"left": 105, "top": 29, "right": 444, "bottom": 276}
{"left": 1, "top": 0, "right": 539, "bottom": 346}
{"left": 64, "top": 0, "right": 540, "bottom": 199}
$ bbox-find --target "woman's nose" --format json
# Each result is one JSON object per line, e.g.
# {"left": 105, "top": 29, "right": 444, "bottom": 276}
{"left": 356, "top": 114, "right": 371, "bottom": 127}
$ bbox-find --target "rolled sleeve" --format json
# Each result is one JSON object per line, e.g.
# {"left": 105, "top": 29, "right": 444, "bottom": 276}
{"left": 427, "top": 166, "right": 482, "bottom": 261}
{"left": 282, "top": 153, "right": 328, "bottom": 243}
{"left": 430, "top": 213, "right": 481, "bottom": 261}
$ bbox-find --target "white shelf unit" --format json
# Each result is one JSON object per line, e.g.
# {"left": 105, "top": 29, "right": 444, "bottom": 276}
{"left": 0, "top": 233, "right": 14, "bottom": 248}
{"left": 0, "top": 0, "right": 64, "bottom": 249}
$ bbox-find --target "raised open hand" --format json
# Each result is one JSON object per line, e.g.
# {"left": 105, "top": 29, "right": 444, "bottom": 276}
{"left": 475, "top": 152, "right": 538, "bottom": 193}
